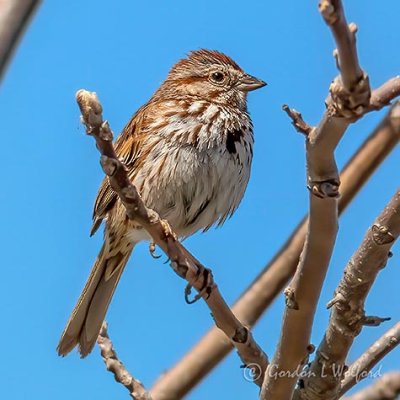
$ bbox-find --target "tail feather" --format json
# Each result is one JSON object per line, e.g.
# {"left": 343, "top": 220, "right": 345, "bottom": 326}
{"left": 57, "top": 243, "right": 134, "bottom": 357}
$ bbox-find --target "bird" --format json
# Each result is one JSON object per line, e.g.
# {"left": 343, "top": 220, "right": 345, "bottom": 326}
{"left": 57, "top": 49, "right": 266, "bottom": 357}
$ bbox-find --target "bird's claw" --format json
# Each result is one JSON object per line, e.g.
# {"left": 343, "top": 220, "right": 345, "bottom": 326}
{"left": 184, "top": 267, "right": 213, "bottom": 304}
{"left": 149, "top": 241, "right": 161, "bottom": 259}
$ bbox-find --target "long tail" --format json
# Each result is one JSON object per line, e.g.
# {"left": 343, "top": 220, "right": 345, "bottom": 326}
{"left": 57, "top": 241, "right": 134, "bottom": 357}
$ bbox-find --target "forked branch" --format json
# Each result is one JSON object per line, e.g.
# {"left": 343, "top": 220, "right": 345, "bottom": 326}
{"left": 260, "top": 1, "right": 397, "bottom": 398}
{"left": 297, "top": 190, "right": 400, "bottom": 400}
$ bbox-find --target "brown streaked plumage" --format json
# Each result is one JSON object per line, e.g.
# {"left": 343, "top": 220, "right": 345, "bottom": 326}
{"left": 57, "top": 49, "right": 266, "bottom": 357}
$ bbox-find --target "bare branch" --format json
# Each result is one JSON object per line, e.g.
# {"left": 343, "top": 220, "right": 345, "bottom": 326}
{"left": 0, "top": 0, "right": 41, "bottom": 81}
{"left": 282, "top": 104, "right": 314, "bottom": 136}
{"left": 76, "top": 89, "right": 268, "bottom": 387}
{"left": 319, "top": 0, "right": 364, "bottom": 90}
{"left": 369, "top": 76, "right": 400, "bottom": 111}
{"left": 150, "top": 103, "right": 400, "bottom": 400}
{"left": 260, "top": 1, "right": 372, "bottom": 397}
{"left": 297, "top": 190, "right": 400, "bottom": 400}
{"left": 343, "top": 372, "right": 400, "bottom": 400}
{"left": 97, "top": 322, "right": 151, "bottom": 400}
{"left": 340, "top": 322, "right": 400, "bottom": 396}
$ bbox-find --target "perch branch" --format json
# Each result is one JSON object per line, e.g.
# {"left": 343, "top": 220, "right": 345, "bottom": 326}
{"left": 344, "top": 372, "right": 400, "bottom": 400}
{"left": 0, "top": 0, "right": 41, "bottom": 81}
{"left": 150, "top": 102, "right": 400, "bottom": 400}
{"left": 76, "top": 89, "right": 268, "bottom": 388}
{"left": 296, "top": 190, "right": 400, "bottom": 400}
{"left": 340, "top": 322, "right": 400, "bottom": 396}
{"left": 260, "top": 1, "right": 371, "bottom": 398}
{"left": 97, "top": 322, "right": 151, "bottom": 400}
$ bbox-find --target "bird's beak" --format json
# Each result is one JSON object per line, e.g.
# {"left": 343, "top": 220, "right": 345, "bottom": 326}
{"left": 237, "top": 74, "right": 267, "bottom": 92}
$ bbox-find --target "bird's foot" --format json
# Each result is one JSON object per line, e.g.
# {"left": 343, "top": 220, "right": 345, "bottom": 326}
{"left": 184, "top": 266, "right": 214, "bottom": 304}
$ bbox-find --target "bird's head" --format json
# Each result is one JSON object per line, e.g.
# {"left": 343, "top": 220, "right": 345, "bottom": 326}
{"left": 156, "top": 49, "right": 266, "bottom": 110}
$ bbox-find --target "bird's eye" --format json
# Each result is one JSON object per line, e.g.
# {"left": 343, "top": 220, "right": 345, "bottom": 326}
{"left": 210, "top": 71, "right": 225, "bottom": 83}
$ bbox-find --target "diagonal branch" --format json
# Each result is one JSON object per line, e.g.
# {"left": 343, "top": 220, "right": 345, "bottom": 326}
{"left": 296, "top": 190, "right": 400, "bottom": 400}
{"left": 369, "top": 76, "right": 400, "bottom": 111}
{"left": 150, "top": 102, "right": 400, "bottom": 400}
{"left": 343, "top": 372, "right": 400, "bottom": 400}
{"left": 76, "top": 89, "right": 268, "bottom": 388}
{"left": 98, "top": 322, "right": 151, "bottom": 400}
{"left": 0, "top": 0, "right": 41, "bottom": 81}
{"left": 340, "top": 322, "right": 400, "bottom": 396}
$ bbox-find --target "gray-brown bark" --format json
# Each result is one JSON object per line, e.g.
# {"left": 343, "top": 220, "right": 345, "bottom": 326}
{"left": 344, "top": 372, "right": 400, "bottom": 400}
{"left": 340, "top": 322, "right": 400, "bottom": 396}
{"left": 97, "top": 322, "right": 152, "bottom": 400}
{"left": 0, "top": 0, "right": 40, "bottom": 81}
{"left": 296, "top": 191, "right": 400, "bottom": 400}
{"left": 260, "top": 0, "right": 371, "bottom": 397}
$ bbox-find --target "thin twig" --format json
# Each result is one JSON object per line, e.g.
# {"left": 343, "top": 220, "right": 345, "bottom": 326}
{"left": 282, "top": 104, "right": 314, "bottom": 135}
{"left": 343, "top": 372, "right": 400, "bottom": 400}
{"left": 340, "top": 322, "right": 400, "bottom": 396}
{"left": 0, "top": 0, "right": 41, "bottom": 81}
{"left": 150, "top": 102, "right": 400, "bottom": 400}
{"left": 97, "top": 322, "right": 151, "bottom": 400}
{"left": 76, "top": 89, "right": 269, "bottom": 388}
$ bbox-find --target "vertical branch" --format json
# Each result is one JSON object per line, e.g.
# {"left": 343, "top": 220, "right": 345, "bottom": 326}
{"left": 319, "top": 0, "right": 364, "bottom": 89}
{"left": 260, "top": 1, "right": 371, "bottom": 398}
{"left": 0, "top": 0, "right": 41, "bottom": 81}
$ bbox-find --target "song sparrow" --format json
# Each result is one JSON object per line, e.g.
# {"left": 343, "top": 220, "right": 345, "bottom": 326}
{"left": 57, "top": 49, "right": 266, "bottom": 357}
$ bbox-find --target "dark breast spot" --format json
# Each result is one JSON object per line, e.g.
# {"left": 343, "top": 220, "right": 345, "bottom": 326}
{"left": 226, "top": 128, "right": 244, "bottom": 154}
{"left": 186, "top": 198, "right": 211, "bottom": 226}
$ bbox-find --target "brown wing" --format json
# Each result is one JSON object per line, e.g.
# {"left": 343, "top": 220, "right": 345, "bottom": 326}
{"left": 90, "top": 106, "right": 146, "bottom": 236}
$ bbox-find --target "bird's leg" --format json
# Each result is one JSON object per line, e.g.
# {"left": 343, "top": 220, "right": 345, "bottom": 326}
{"left": 160, "top": 219, "right": 178, "bottom": 241}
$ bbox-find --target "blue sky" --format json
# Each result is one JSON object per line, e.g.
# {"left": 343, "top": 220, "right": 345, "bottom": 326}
{"left": 1, "top": 1, "right": 399, "bottom": 399}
